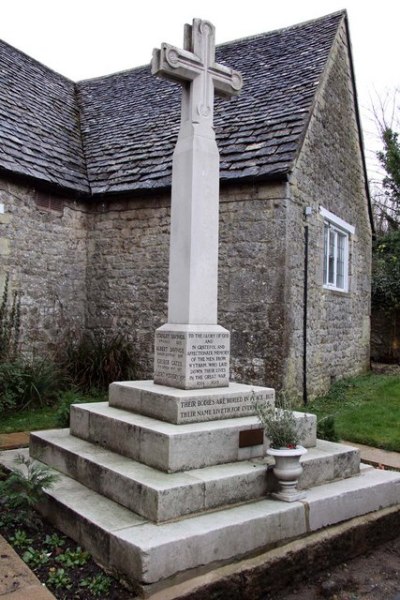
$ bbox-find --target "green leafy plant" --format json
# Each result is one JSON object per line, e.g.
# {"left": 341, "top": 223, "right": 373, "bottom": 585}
{"left": 80, "top": 573, "right": 112, "bottom": 597}
{"left": 0, "top": 273, "right": 21, "bottom": 362}
{"left": 317, "top": 415, "right": 339, "bottom": 442}
{"left": 44, "top": 533, "right": 66, "bottom": 549}
{"left": 254, "top": 392, "right": 313, "bottom": 449}
{"left": 46, "top": 567, "right": 72, "bottom": 590}
{"left": 22, "top": 546, "right": 51, "bottom": 568}
{"left": 56, "top": 546, "right": 90, "bottom": 567}
{"left": 55, "top": 390, "right": 86, "bottom": 427}
{"left": 0, "top": 454, "right": 59, "bottom": 527}
{"left": 9, "top": 529, "right": 33, "bottom": 548}
{"left": 58, "top": 330, "right": 137, "bottom": 391}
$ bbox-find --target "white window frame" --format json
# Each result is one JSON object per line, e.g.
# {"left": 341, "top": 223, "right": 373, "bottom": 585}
{"left": 320, "top": 207, "right": 354, "bottom": 293}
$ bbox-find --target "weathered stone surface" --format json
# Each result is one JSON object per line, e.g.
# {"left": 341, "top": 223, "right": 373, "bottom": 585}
{"left": 2, "top": 448, "right": 399, "bottom": 592}
{"left": 109, "top": 380, "right": 273, "bottom": 424}
{"left": 154, "top": 325, "right": 230, "bottom": 389}
{"left": 30, "top": 429, "right": 358, "bottom": 522}
{"left": 0, "top": 181, "right": 87, "bottom": 357}
{"left": 69, "top": 402, "right": 316, "bottom": 472}
{"left": 285, "top": 19, "right": 371, "bottom": 397}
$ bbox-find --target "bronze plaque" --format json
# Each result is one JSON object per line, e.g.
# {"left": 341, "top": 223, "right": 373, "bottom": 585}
{"left": 239, "top": 428, "right": 264, "bottom": 448}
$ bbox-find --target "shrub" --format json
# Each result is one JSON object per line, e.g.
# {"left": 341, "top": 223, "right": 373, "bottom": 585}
{"left": 317, "top": 415, "right": 340, "bottom": 442}
{"left": 56, "top": 390, "right": 87, "bottom": 427}
{"left": 58, "top": 330, "right": 137, "bottom": 391}
{"left": 0, "top": 359, "right": 66, "bottom": 413}
{"left": 372, "top": 231, "right": 400, "bottom": 311}
{"left": 0, "top": 454, "right": 59, "bottom": 528}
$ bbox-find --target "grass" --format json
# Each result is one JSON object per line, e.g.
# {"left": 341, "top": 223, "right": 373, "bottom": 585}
{"left": 0, "top": 391, "right": 107, "bottom": 434}
{"left": 303, "top": 373, "right": 400, "bottom": 452}
{"left": 2, "top": 372, "right": 400, "bottom": 452}
{"left": 0, "top": 405, "right": 59, "bottom": 434}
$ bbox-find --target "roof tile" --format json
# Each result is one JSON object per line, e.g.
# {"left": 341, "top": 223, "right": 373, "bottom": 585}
{"left": 0, "top": 11, "right": 344, "bottom": 196}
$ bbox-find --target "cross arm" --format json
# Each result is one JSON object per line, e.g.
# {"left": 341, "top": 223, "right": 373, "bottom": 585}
{"left": 152, "top": 43, "right": 202, "bottom": 85}
{"left": 211, "top": 64, "right": 243, "bottom": 99}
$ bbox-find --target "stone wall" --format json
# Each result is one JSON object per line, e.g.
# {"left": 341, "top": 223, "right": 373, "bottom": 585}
{"left": 85, "top": 182, "right": 288, "bottom": 387}
{"left": 0, "top": 21, "right": 372, "bottom": 397}
{"left": 371, "top": 308, "right": 400, "bottom": 363}
{"left": 0, "top": 178, "right": 87, "bottom": 357}
{"left": 286, "top": 20, "right": 372, "bottom": 397}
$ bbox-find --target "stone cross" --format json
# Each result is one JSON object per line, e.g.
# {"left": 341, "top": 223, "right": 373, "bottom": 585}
{"left": 152, "top": 19, "right": 243, "bottom": 389}
{"left": 152, "top": 20, "right": 243, "bottom": 127}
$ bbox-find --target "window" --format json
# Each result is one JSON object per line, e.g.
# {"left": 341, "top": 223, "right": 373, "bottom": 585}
{"left": 320, "top": 207, "right": 354, "bottom": 292}
{"left": 35, "top": 191, "right": 64, "bottom": 213}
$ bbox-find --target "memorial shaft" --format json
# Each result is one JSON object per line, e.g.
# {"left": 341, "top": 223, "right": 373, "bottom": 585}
{"left": 152, "top": 19, "right": 243, "bottom": 389}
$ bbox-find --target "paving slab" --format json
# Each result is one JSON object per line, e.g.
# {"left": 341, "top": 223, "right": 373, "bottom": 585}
{"left": 342, "top": 440, "right": 400, "bottom": 470}
{"left": 0, "top": 432, "right": 29, "bottom": 450}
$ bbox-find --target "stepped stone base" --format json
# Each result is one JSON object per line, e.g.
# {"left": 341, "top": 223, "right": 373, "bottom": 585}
{"left": 1, "top": 449, "right": 399, "bottom": 596}
{"left": 2, "top": 376, "right": 399, "bottom": 596}
{"left": 29, "top": 430, "right": 360, "bottom": 522}
{"left": 68, "top": 401, "right": 316, "bottom": 473}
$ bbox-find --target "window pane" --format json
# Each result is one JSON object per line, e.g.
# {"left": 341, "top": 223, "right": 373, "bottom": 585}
{"left": 336, "top": 233, "right": 345, "bottom": 289}
{"left": 323, "top": 224, "right": 328, "bottom": 284}
{"left": 328, "top": 229, "right": 335, "bottom": 284}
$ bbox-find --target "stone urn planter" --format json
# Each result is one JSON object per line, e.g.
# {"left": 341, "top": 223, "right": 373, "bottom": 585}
{"left": 267, "top": 445, "right": 307, "bottom": 502}
{"left": 253, "top": 390, "right": 313, "bottom": 502}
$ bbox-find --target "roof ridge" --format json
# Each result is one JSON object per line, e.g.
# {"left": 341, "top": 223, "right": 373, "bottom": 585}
{"left": 217, "top": 10, "right": 346, "bottom": 49}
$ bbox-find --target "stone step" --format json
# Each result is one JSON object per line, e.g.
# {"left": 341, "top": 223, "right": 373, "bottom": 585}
{"left": 30, "top": 429, "right": 360, "bottom": 523}
{"left": 1, "top": 448, "right": 399, "bottom": 594}
{"left": 69, "top": 402, "right": 316, "bottom": 472}
{"left": 109, "top": 380, "right": 275, "bottom": 424}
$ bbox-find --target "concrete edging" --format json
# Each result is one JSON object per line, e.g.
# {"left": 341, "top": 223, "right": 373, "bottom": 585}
{"left": 145, "top": 504, "right": 400, "bottom": 600}
{"left": 0, "top": 535, "right": 56, "bottom": 600}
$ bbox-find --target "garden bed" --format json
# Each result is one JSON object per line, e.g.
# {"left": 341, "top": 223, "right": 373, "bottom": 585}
{"left": 0, "top": 464, "right": 135, "bottom": 600}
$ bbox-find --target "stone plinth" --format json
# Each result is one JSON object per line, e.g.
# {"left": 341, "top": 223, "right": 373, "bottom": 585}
{"left": 70, "top": 402, "right": 305, "bottom": 473}
{"left": 109, "top": 381, "right": 273, "bottom": 424}
{"left": 2, "top": 448, "right": 400, "bottom": 593}
{"left": 154, "top": 324, "right": 230, "bottom": 389}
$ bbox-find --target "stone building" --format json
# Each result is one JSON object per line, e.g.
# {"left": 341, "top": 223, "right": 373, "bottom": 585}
{"left": 0, "top": 10, "right": 372, "bottom": 398}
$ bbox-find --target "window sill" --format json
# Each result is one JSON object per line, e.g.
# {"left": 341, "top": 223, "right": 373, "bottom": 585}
{"left": 323, "top": 285, "right": 349, "bottom": 295}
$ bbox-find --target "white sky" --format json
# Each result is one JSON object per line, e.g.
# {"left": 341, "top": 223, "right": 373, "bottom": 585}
{"left": 1, "top": 0, "right": 399, "bottom": 181}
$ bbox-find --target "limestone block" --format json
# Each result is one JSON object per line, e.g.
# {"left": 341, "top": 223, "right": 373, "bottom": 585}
{"left": 192, "top": 462, "right": 268, "bottom": 509}
{"left": 70, "top": 404, "right": 90, "bottom": 438}
{"left": 110, "top": 500, "right": 306, "bottom": 584}
{"left": 306, "top": 469, "right": 400, "bottom": 531}
{"left": 0, "top": 238, "right": 10, "bottom": 255}
{"left": 154, "top": 324, "right": 230, "bottom": 389}
{"left": 66, "top": 402, "right": 318, "bottom": 472}
{"left": 109, "top": 380, "right": 274, "bottom": 424}
{"left": 0, "top": 213, "right": 11, "bottom": 224}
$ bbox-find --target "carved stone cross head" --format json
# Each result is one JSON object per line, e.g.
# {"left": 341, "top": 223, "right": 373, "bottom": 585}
{"left": 152, "top": 19, "right": 243, "bottom": 126}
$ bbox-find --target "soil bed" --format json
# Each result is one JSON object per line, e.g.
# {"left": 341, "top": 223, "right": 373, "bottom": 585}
{"left": 265, "top": 534, "right": 400, "bottom": 600}
{"left": 0, "top": 466, "right": 135, "bottom": 599}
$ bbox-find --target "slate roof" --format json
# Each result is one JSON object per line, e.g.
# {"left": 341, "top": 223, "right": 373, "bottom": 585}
{"left": 0, "top": 41, "right": 89, "bottom": 193}
{"left": 0, "top": 11, "right": 345, "bottom": 197}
